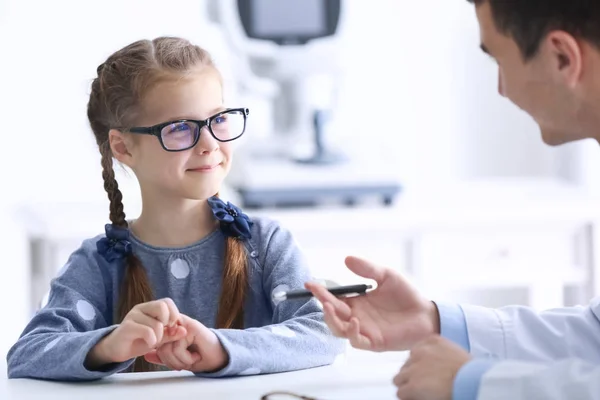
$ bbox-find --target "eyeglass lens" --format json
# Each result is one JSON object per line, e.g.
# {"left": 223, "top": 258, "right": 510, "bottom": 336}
{"left": 160, "top": 109, "right": 246, "bottom": 150}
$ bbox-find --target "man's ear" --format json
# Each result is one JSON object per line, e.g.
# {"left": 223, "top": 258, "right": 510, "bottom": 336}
{"left": 108, "top": 129, "right": 135, "bottom": 168}
{"left": 545, "top": 30, "right": 583, "bottom": 88}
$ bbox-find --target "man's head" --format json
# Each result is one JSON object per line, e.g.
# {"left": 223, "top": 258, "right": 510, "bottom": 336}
{"left": 467, "top": 0, "right": 600, "bottom": 145}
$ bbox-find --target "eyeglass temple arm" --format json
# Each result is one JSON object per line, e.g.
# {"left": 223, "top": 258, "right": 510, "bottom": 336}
{"left": 261, "top": 392, "right": 318, "bottom": 400}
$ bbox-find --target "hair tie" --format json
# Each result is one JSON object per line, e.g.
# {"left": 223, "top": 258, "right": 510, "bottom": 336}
{"left": 207, "top": 196, "right": 253, "bottom": 240}
{"left": 97, "top": 223, "right": 133, "bottom": 262}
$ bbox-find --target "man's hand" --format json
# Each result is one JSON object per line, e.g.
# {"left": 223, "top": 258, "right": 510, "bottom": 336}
{"left": 393, "top": 336, "right": 472, "bottom": 400}
{"left": 305, "top": 256, "right": 440, "bottom": 352}
{"left": 144, "top": 315, "right": 228, "bottom": 373}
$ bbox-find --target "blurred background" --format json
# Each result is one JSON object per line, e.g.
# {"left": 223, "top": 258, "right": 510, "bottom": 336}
{"left": 2, "top": 0, "right": 600, "bottom": 362}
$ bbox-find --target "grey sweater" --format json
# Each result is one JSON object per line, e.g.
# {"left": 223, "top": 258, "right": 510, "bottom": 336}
{"left": 6, "top": 217, "right": 345, "bottom": 381}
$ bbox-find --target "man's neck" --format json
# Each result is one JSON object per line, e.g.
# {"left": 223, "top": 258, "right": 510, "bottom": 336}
{"left": 585, "top": 44, "right": 600, "bottom": 141}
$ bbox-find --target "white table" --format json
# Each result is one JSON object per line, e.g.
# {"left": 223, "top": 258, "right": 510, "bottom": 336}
{"left": 0, "top": 357, "right": 403, "bottom": 400}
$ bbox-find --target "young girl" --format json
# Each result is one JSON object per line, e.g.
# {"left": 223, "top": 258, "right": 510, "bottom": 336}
{"left": 6, "top": 36, "right": 345, "bottom": 381}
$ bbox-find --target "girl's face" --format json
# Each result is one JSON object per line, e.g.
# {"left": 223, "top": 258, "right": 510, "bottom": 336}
{"left": 113, "top": 70, "right": 236, "bottom": 202}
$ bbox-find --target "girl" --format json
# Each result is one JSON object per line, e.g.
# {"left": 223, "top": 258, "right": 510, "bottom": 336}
{"left": 6, "top": 37, "right": 345, "bottom": 381}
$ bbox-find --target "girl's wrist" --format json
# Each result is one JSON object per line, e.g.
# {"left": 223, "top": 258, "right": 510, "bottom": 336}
{"left": 85, "top": 335, "right": 114, "bottom": 369}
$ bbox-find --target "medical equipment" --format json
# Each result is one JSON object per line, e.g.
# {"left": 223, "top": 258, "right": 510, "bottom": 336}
{"left": 210, "top": 0, "right": 402, "bottom": 208}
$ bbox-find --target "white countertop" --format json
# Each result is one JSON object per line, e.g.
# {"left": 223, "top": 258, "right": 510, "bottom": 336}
{"left": 0, "top": 351, "right": 406, "bottom": 400}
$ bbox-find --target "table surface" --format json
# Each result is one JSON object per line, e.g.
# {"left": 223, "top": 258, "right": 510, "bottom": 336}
{"left": 0, "top": 352, "right": 406, "bottom": 400}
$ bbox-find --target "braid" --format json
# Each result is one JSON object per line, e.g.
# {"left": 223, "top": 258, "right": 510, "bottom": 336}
{"left": 99, "top": 142, "right": 156, "bottom": 372}
{"left": 216, "top": 237, "right": 248, "bottom": 329}
{"left": 100, "top": 142, "right": 127, "bottom": 228}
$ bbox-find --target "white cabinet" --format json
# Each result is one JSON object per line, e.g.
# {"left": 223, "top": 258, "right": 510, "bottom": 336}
{"left": 412, "top": 225, "right": 586, "bottom": 309}
{"left": 13, "top": 179, "right": 600, "bottom": 316}
{"left": 251, "top": 180, "right": 600, "bottom": 311}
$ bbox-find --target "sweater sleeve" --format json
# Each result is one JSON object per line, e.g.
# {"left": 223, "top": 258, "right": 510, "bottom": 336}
{"left": 196, "top": 220, "right": 346, "bottom": 377}
{"left": 6, "top": 238, "right": 134, "bottom": 381}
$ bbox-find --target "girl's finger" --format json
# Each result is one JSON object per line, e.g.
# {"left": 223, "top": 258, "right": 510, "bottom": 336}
{"left": 173, "top": 336, "right": 201, "bottom": 366}
{"left": 130, "top": 312, "right": 164, "bottom": 345}
{"left": 157, "top": 343, "right": 187, "bottom": 371}
{"left": 144, "top": 350, "right": 164, "bottom": 365}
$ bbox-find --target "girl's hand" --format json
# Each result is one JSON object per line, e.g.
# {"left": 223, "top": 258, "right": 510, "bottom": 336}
{"left": 86, "top": 298, "right": 187, "bottom": 368}
{"left": 144, "top": 314, "right": 228, "bottom": 373}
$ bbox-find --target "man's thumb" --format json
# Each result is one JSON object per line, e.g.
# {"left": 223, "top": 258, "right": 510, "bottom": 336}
{"left": 345, "top": 256, "right": 386, "bottom": 283}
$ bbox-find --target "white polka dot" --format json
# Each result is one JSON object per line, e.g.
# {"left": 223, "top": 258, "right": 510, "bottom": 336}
{"left": 44, "top": 337, "right": 62, "bottom": 352}
{"left": 271, "top": 284, "right": 290, "bottom": 306}
{"left": 76, "top": 300, "right": 96, "bottom": 321}
{"left": 238, "top": 367, "right": 261, "bottom": 376}
{"left": 268, "top": 325, "right": 296, "bottom": 338}
{"left": 170, "top": 259, "right": 190, "bottom": 279}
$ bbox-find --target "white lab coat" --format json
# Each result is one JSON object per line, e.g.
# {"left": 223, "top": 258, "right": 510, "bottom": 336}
{"left": 462, "top": 297, "right": 600, "bottom": 399}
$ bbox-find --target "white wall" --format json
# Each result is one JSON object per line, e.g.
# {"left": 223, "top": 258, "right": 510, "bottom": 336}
{"left": 0, "top": 0, "right": 247, "bottom": 209}
{"left": 329, "top": 0, "right": 574, "bottom": 191}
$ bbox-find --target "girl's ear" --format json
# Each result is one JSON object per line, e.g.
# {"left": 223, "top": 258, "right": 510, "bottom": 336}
{"left": 109, "top": 129, "right": 135, "bottom": 168}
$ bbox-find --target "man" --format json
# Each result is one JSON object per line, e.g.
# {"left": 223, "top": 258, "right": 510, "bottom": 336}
{"left": 306, "top": 1, "right": 600, "bottom": 399}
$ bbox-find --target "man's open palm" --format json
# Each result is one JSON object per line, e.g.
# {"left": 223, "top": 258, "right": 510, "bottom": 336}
{"left": 305, "top": 256, "right": 439, "bottom": 352}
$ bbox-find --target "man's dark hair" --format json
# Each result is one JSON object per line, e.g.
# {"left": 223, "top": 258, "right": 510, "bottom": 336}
{"left": 467, "top": 0, "right": 600, "bottom": 60}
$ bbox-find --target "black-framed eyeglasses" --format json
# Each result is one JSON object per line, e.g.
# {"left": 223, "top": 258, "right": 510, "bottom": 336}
{"left": 125, "top": 107, "right": 249, "bottom": 152}
{"left": 261, "top": 391, "right": 321, "bottom": 400}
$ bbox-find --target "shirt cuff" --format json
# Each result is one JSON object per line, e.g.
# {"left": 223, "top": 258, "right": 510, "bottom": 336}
{"left": 453, "top": 359, "right": 496, "bottom": 400}
{"left": 435, "top": 302, "right": 470, "bottom": 352}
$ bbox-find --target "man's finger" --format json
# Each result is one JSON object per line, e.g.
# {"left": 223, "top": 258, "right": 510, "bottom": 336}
{"left": 396, "top": 384, "right": 413, "bottom": 400}
{"left": 347, "top": 317, "right": 373, "bottom": 350}
{"left": 393, "top": 365, "right": 411, "bottom": 387}
{"left": 305, "top": 283, "right": 353, "bottom": 320}
{"left": 345, "top": 256, "right": 386, "bottom": 284}
{"left": 400, "top": 354, "right": 415, "bottom": 371}
{"left": 323, "top": 302, "right": 351, "bottom": 338}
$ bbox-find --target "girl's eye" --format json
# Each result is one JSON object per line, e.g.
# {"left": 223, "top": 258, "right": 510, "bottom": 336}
{"left": 214, "top": 115, "right": 228, "bottom": 124}
{"left": 170, "top": 124, "right": 189, "bottom": 133}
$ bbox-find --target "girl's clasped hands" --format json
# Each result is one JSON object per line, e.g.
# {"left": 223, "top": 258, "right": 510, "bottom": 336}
{"left": 86, "top": 298, "right": 228, "bottom": 373}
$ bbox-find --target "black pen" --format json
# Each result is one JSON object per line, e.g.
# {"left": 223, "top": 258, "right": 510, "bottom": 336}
{"left": 273, "top": 284, "right": 373, "bottom": 301}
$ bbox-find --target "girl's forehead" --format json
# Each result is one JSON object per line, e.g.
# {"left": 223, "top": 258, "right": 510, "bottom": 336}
{"left": 139, "top": 71, "right": 223, "bottom": 125}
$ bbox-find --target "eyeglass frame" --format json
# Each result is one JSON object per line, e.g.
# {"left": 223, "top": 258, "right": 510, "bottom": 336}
{"left": 260, "top": 391, "right": 319, "bottom": 400}
{"left": 121, "top": 107, "right": 250, "bottom": 152}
